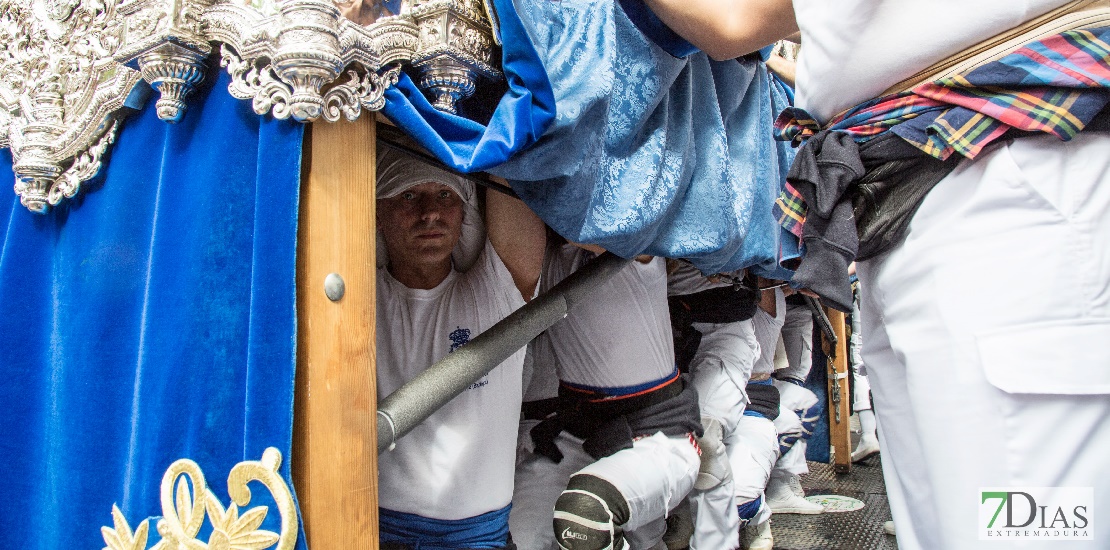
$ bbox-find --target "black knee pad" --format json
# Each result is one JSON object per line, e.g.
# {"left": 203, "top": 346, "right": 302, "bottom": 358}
{"left": 553, "top": 474, "right": 630, "bottom": 550}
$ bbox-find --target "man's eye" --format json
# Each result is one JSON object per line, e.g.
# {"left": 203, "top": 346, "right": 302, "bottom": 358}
{"left": 439, "top": 190, "right": 452, "bottom": 199}
{"left": 401, "top": 191, "right": 416, "bottom": 200}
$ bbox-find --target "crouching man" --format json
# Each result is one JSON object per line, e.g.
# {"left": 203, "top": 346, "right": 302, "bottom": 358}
{"left": 511, "top": 238, "right": 701, "bottom": 550}
{"left": 375, "top": 147, "right": 545, "bottom": 549}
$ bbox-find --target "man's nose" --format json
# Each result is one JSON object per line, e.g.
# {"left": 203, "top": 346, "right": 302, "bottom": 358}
{"left": 418, "top": 197, "right": 444, "bottom": 220}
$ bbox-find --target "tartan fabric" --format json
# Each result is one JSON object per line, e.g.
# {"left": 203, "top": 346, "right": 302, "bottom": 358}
{"left": 774, "top": 27, "right": 1110, "bottom": 237}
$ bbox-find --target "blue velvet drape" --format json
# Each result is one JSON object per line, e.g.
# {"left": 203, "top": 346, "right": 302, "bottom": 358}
{"left": 0, "top": 67, "right": 304, "bottom": 549}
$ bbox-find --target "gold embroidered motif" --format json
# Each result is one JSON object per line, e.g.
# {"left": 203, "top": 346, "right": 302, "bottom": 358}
{"left": 101, "top": 447, "right": 297, "bottom": 550}
{"left": 101, "top": 505, "right": 150, "bottom": 550}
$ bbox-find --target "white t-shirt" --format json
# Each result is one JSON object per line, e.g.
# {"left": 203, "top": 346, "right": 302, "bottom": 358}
{"left": 376, "top": 241, "right": 526, "bottom": 519}
{"left": 793, "top": 0, "right": 1071, "bottom": 124}
{"left": 522, "top": 330, "right": 560, "bottom": 403}
{"left": 542, "top": 245, "right": 675, "bottom": 389}
{"left": 667, "top": 262, "right": 743, "bottom": 296}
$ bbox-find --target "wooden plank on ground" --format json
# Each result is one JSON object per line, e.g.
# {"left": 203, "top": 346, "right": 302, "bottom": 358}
{"left": 293, "top": 116, "right": 378, "bottom": 549}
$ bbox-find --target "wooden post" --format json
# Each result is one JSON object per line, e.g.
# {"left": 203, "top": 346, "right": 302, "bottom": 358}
{"left": 825, "top": 308, "right": 852, "bottom": 474}
{"left": 293, "top": 116, "right": 379, "bottom": 549}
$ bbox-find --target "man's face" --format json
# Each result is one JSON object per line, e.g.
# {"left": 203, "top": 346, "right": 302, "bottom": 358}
{"left": 378, "top": 181, "right": 464, "bottom": 271}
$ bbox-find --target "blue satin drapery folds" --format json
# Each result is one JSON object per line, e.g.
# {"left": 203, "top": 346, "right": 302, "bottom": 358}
{"left": 0, "top": 68, "right": 304, "bottom": 549}
{"left": 383, "top": 0, "right": 798, "bottom": 277}
{"left": 379, "top": 0, "right": 556, "bottom": 173}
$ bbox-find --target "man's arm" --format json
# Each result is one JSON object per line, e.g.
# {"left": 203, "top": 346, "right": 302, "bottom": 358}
{"left": 486, "top": 177, "right": 545, "bottom": 302}
{"left": 765, "top": 52, "right": 796, "bottom": 88}
{"left": 642, "top": 0, "right": 798, "bottom": 61}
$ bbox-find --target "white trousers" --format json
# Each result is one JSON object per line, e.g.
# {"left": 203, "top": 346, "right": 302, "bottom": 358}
{"left": 684, "top": 320, "right": 770, "bottom": 550}
{"left": 773, "top": 380, "right": 817, "bottom": 476}
{"left": 510, "top": 431, "right": 700, "bottom": 550}
{"left": 850, "top": 290, "right": 873, "bottom": 412}
{"left": 851, "top": 366, "right": 872, "bottom": 412}
{"left": 689, "top": 320, "right": 759, "bottom": 432}
{"left": 857, "top": 134, "right": 1110, "bottom": 549}
{"left": 726, "top": 414, "right": 779, "bottom": 506}
{"left": 777, "top": 302, "right": 814, "bottom": 382}
{"left": 751, "top": 291, "right": 786, "bottom": 376}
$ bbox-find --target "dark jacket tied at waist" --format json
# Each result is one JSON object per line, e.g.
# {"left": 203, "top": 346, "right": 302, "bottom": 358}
{"left": 774, "top": 25, "right": 1110, "bottom": 311}
{"left": 787, "top": 132, "right": 962, "bottom": 311}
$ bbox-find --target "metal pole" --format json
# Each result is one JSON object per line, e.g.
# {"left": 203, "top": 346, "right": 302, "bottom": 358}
{"left": 376, "top": 252, "right": 632, "bottom": 452}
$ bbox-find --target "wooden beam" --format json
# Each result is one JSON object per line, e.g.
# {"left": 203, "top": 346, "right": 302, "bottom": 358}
{"left": 293, "top": 116, "right": 378, "bottom": 549}
{"left": 825, "top": 308, "right": 853, "bottom": 474}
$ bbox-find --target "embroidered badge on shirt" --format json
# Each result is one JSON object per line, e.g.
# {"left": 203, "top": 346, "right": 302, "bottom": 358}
{"left": 450, "top": 326, "right": 489, "bottom": 390}
{"left": 449, "top": 326, "right": 471, "bottom": 352}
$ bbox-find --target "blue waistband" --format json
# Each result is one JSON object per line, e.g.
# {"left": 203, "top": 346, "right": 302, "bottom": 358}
{"left": 561, "top": 367, "right": 679, "bottom": 398}
{"left": 379, "top": 504, "right": 511, "bottom": 549}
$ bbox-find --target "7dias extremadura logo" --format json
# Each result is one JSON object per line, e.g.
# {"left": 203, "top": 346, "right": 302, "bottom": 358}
{"left": 979, "top": 487, "right": 1093, "bottom": 541}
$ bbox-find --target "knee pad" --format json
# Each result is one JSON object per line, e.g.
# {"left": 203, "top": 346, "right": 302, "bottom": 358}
{"left": 777, "top": 433, "right": 803, "bottom": 457}
{"left": 798, "top": 401, "right": 821, "bottom": 439}
{"left": 773, "top": 378, "right": 817, "bottom": 412}
{"left": 553, "top": 474, "right": 630, "bottom": 550}
{"left": 694, "top": 416, "right": 732, "bottom": 491}
{"left": 773, "top": 408, "right": 802, "bottom": 457}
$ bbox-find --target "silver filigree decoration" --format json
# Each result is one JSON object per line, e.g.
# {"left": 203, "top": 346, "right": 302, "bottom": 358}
{"left": 118, "top": 0, "right": 498, "bottom": 122}
{"left": 409, "top": 0, "right": 498, "bottom": 113}
{"left": 53, "top": 116, "right": 118, "bottom": 204}
{"left": 101, "top": 447, "right": 298, "bottom": 550}
{"left": 0, "top": 0, "right": 143, "bottom": 213}
{"left": 222, "top": 43, "right": 402, "bottom": 122}
{"left": 321, "top": 63, "right": 402, "bottom": 121}
{"left": 1, "top": 0, "right": 502, "bottom": 212}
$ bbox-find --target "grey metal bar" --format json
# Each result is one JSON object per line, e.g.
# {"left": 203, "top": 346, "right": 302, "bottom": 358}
{"left": 805, "top": 295, "right": 837, "bottom": 356}
{"left": 376, "top": 251, "right": 632, "bottom": 452}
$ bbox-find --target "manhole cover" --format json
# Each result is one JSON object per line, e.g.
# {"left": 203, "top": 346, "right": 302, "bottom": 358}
{"left": 807, "top": 494, "right": 865, "bottom": 512}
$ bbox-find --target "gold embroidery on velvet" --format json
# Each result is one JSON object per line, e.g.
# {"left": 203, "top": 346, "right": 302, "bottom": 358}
{"left": 101, "top": 447, "right": 298, "bottom": 550}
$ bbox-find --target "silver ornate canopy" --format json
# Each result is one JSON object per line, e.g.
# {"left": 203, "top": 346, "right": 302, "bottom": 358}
{"left": 0, "top": 0, "right": 500, "bottom": 213}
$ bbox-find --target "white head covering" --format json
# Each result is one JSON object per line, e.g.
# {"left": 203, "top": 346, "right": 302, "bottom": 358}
{"left": 376, "top": 146, "right": 475, "bottom": 201}
{"left": 376, "top": 145, "right": 486, "bottom": 271}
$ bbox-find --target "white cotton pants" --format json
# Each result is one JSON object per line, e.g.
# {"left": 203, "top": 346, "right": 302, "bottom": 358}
{"left": 510, "top": 430, "right": 700, "bottom": 550}
{"left": 726, "top": 414, "right": 778, "bottom": 510}
{"left": 777, "top": 302, "right": 814, "bottom": 382}
{"left": 857, "top": 133, "right": 1110, "bottom": 549}
{"left": 773, "top": 380, "right": 818, "bottom": 477}
{"left": 688, "top": 320, "right": 759, "bottom": 433}
{"left": 851, "top": 366, "right": 872, "bottom": 412}
{"left": 751, "top": 291, "right": 786, "bottom": 376}
{"left": 684, "top": 320, "right": 762, "bottom": 550}
{"left": 850, "top": 290, "right": 873, "bottom": 412}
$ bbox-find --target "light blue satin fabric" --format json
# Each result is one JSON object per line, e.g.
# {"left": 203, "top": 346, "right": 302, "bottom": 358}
{"left": 379, "top": 0, "right": 556, "bottom": 173}
{"left": 489, "top": 0, "right": 798, "bottom": 276}
{"left": 383, "top": 0, "right": 799, "bottom": 276}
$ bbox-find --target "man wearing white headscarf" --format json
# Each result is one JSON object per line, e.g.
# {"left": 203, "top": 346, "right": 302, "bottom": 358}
{"left": 374, "top": 145, "right": 546, "bottom": 549}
